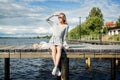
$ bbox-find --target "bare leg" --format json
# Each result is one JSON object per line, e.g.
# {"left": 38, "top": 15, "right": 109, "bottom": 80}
{"left": 50, "top": 46, "right": 57, "bottom": 66}
{"left": 51, "top": 45, "right": 62, "bottom": 76}
{"left": 55, "top": 45, "right": 62, "bottom": 67}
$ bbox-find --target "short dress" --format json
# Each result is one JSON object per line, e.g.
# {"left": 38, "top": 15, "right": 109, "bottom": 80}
{"left": 46, "top": 19, "right": 69, "bottom": 47}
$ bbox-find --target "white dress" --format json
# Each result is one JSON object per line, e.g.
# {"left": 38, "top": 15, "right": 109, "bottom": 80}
{"left": 46, "top": 19, "right": 69, "bottom": 47}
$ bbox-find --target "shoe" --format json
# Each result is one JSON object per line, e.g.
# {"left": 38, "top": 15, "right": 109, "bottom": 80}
{"left": 52, "top": 67, "right": 61, "bottom": 76}
{"left": 56, "top": 68, "right": 61, "bottom": 76}
{"left": 52, "top": 67, "right": 57, "bottom": 76}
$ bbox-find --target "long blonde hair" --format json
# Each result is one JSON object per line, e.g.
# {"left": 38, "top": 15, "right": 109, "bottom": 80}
{"left": 59, "top": 13, "right": 67, "bottom": 24}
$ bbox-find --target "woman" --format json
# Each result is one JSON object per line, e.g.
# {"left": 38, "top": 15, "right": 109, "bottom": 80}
{"left": 46, "top": 13, "right": 69, "bottom": 76}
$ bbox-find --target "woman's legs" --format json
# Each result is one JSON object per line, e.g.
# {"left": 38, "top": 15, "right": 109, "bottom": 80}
{"left": 55, "top": 45, "right": 62, "bottom": 67}
{"left": 50, "top": 45, "right": 62, "bottom": 76}
{"left": 50, "top": 45, "right": 57, "bottom": 66}
{"left": 50, "top": 45, "right": 62, "bottom": 67}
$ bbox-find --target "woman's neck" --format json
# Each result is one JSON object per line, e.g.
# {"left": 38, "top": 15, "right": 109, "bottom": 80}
{"left": 59, "top": 22, "right": 67, "bottom": 25}
{"left": 58, "top": 23, "right": 67, "bottom": 27}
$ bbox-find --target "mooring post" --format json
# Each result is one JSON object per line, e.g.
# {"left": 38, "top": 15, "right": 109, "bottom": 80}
{"left": 111, "top": 58, "right": 116, "bottom": 80}
{"left": 4, "top": 58, "right": 10, "bottom": 80}
{"left": 57, "top": 58, "right": 61, "bottom": 80}
{"left": 61, "top": 49, "right": 69, "bottom": 80}
{"left": 116, "top": 59, "right": 118, "bottom": 66}
{"left": 85, "top": 58, "right": 91, "bottom": 70}
{"left": 61, "top": 53, "right": 69, "bottom": 80}
{"left": 116, "top": 58, "right": 120, "bottom": 71}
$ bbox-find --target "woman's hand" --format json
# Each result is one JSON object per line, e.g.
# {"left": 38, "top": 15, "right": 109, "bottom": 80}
{"left": 53, "top": 14, "right": 59, "bottom": 16}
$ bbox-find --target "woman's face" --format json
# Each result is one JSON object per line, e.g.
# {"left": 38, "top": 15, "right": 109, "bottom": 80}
{"left": 58, "top": 14, "right": 64, "bottom": 23}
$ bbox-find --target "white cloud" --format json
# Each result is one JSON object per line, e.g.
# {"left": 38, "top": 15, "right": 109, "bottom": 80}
{"left": 56, "top": 0, "right": 80, "bottom": 2}
{"left": 22, "top": 0, "right": 46, "bottom": 2}
{"left": 0, "top": 25, "right": 50, "bottom": 35}
{"left": 0, "top": 27, "right": 18, "bottom": 34}
{"left": 67, "top": 17, "right": 79, "bottom": 24}
{"left": 0, "top": 0, "right": 9, "bottom": 2}
{"left": 0, "top": 0, "right": 45, "bottom": 17}
{"left": 22, "top": 0, "right": 80, "bottom": 2}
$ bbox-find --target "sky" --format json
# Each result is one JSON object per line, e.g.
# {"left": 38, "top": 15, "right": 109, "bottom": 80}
{"left": 0, "top": 0, "right": 120, "bottom": 37}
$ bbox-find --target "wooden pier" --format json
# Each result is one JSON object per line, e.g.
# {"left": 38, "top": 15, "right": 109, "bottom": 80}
{"left": 0, "top": 44, "right": 120, "bottom": 80}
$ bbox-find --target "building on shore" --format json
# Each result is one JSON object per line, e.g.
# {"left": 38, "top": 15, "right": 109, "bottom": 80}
{"left": 108, "top": 27, "right": 120, "bottom": 35}
{"left": 104, "top": 21, "right": 116, "bottom": 28}
{"left": 104, "top": 21, "right": 120, "bottom": 35}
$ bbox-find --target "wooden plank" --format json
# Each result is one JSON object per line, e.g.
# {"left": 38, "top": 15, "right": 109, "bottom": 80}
{"left": 0, "top": 53, "right": 120, "bottom": 58}
{"left": 0, "top": 45, "right": 31, "bottom": 50}
{"left": 67, "top": 54, "right": 120, "bottom": 58}
{"left": 67, "top": 49, "right": 120, "bottom": 53}
{"left": 0, "top": 45, "right": 120, "bottom": 53}
{"left": 0, "top": 53, "right": 51, "bottom": 58}
{"left": 0, "top": 45, "right": 14, "bottom": 49}
{"left": 0, "top": 44, "right": 120, "bottom": 49}
{"left": 21, "top": 53, "right": 51, "bottom": 58}
{"left": 20, "top": 45, "right": 32, "bottom": 49}
{"left": 10, "top": 45, "right": 27, "bottom": 49}
{"left": 0, "top": 45, "right": 7, "bottom": 48}
{"left": 0, "top": 45, "right": 120, "bottom": 58}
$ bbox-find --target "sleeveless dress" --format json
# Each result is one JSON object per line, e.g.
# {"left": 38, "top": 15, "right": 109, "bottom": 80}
{"left": 46, "top": 19, "right": 69, "bottom": 47}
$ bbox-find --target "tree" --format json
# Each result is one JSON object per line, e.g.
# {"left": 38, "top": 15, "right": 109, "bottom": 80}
{"left": 84, "top": 16, "right": 103, "bottom": 34}
{"left": 116, "top": 16, "right": 120, "bottom": 27}
{"left": 88, "top": 7, "right": 103, "bottom": 20}
{"left": 68, "top": 7, "right": 104, "bottom": 39}
{"left": 102, "top": 27, "right": 108, "bottom": 35}
{"left": 82, "top": 7, "right": 104, "bottom": 34}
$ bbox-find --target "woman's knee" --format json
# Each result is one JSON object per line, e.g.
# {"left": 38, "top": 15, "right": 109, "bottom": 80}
{"left": 57, "top": 46, "right": 62, "bottom": 52}
{"left": 50, "top": 46, "right": 57, "bottom": 52}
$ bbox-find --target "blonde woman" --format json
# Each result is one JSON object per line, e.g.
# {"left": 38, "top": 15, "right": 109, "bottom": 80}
{"left": 46, "top": 13, "right": 69, "bottom": 76}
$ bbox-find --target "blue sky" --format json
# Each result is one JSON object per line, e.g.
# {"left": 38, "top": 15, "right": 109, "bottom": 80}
{"left": 0, "top": 0, "right": 120, "bottom": 37}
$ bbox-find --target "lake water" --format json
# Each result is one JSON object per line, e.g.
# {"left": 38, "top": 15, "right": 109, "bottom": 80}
{"left": 0, "top": 38, "right": 120, "bottom": 80}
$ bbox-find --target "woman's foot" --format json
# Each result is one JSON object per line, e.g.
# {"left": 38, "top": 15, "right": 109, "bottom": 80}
{"left": 52, "top": 67, "right": 61, "bottom": 76}
{"left": 56, "top": 68, "right": 61, "bottom": 76}
{"left": 52, "top": 67, "right": 57, "bottom": 76}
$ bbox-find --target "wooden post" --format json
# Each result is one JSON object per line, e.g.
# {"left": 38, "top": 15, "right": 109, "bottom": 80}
{"left": 111, "top": 58, "right": 116, "bottom": 80}
{"left": 57, "top": 57, "right": 61, "bottom": 80}
{"left": 116, "top": 59, "right": 118, "bottom": 66}
{"left": 85, "top": 58, "right": 91, "bottom": 70}
{"left": 61, "top": 57, "right": 69, "bottom": 80}
{"left": 59, "top": 48, "right": 69, "bottom": 80}
{"left": 4, "top": 58, "right": 10, "bottom": 80}
{"left": 116, "top": 59, "right": 120, "bottom": 71}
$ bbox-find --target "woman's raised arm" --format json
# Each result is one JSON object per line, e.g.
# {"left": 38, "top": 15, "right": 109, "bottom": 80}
{"left": 46, "top": 14, "right": 59, "bottom": 26}
{"left": 46, "top": 15, "right": 54, "bottom": 26}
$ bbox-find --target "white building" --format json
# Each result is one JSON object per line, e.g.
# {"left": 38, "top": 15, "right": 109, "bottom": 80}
{"left": 108, "top": 27, "right": 120, "bottom": 35}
